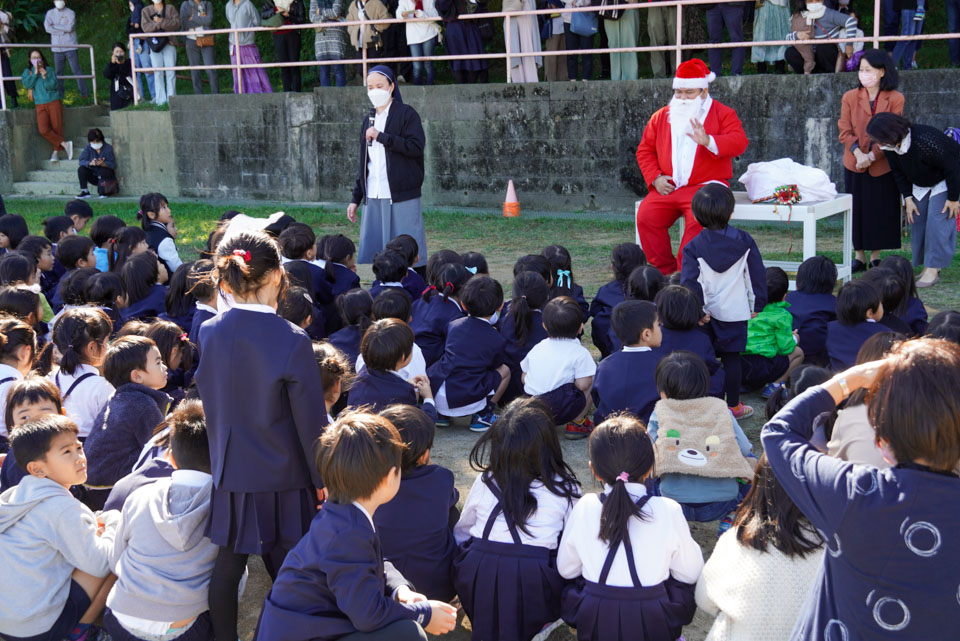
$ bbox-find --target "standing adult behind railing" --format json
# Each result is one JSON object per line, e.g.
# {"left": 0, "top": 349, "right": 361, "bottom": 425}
{"left": 226, "top": 0, "right": 274, "bottom": 93}
{"left": 562, "top": 0, "right": 593, "bottom": 81}
{"left": 21, "top": 50, "right": 73, "bottom": 164}
{"left": 128, "top": 1, "right": 156, "bottom": 101}
{"left": 646, "top": 0, "right": 675, "bottom": 78}
{"left": 784, "top": 0, "right": 856, "bottom": 74}
{"left": 0, "top": 10, "right": 15, "bottom": 109}
{"left": 505, "top": 0, "right": 542, "bottom": 83}
{"left": 397, "top": 0, "right": 441, "bottom": 85}
{"left": 604, "top": 0, "right": 641, "bottom": 80}
{"left": 435, "top": 0, "right": 489, "bottom": 83}
{"left": 751, "top": 0, "right": 790, "bottom": 74}
{"left": 262, "top": 0, "right": 307, "bottom": 92}
{"left": 181, "top": 0, "right": 220, "bottom": 94}
{"left": 142, "top": 0, "right": 182, "bottom": 105}
{"left": 705, "top": 0, "right": 747, "bottom": 77}
{"left": 347, "top": 0, "right": 390, "bottom": 64}
{"left": 310, "top": 0, "right": 350, "bottom": 87}
{"left": 44, "top": 0, "right": 89, "bottom": 99}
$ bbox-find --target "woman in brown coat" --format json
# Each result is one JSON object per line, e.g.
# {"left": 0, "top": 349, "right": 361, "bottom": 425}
{"left": 838, "top": 49, "right": 905, "bottom": 272}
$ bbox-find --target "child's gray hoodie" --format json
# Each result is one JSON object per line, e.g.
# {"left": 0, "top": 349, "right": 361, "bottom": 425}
{"left": 0, "top": 476, "right": 119, "bottom": 637}
{"left": 106, "top": 470, "right": 219, "bottom": 623}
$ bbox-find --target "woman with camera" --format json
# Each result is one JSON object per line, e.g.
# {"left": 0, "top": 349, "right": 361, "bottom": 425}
{"left": 21, "top": 49, "right": 72, "bottom": 163}
{"left": 104, "top": 42, "right": 135, "bottom": 110}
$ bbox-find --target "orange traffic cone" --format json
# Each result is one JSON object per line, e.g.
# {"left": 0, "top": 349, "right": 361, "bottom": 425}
{"left": 503, "top": 180, "right": 520, "bottom": 217}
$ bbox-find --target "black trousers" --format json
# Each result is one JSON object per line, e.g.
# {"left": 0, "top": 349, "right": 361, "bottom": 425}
{"left": 210, "top": 546, "right": 290, "bottom": 641}
{"left": 784, "top": 43, "right": 839, "bottom": 74}
{"left": 1, "top": 52, "right": 16, "bottom": 108}
{"left": 273, "top": 31, "right": 302, "bottom": 92}
{"left": 78, "top": 165, "right": 116, "bottom": 191}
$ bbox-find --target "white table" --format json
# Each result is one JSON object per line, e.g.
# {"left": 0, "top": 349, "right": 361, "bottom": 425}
{"left": 635, "top": 192, "right": 854, "bottom": 287}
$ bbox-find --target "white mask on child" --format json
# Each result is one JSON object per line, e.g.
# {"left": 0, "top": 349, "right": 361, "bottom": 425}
{"left": 54, "top": 0, "right": 66, "bottom": 9}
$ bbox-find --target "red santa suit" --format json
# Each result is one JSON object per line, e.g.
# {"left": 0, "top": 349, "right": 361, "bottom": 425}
{"left": 635, "top": 60, "right": 749, "bottom": 275}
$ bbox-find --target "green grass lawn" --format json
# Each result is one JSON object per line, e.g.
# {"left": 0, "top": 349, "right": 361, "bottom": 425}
{"left": 7, "top": 196, "right": 960, "bottom": 314}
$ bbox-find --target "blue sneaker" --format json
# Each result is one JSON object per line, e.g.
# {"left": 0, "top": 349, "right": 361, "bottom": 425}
{"left": 435, "top": 415, "right": 451, "bottom": 428}
{"left": 914, "top": 7, "right": 925, "bottom": 20}
{"left": 469, "top": 407, "right": 498, "bottom": 432}
{"left": 761, "top": 382, "right": 784, "bottom": 399}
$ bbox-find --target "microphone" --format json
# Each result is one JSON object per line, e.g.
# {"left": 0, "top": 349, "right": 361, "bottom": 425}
{"left": 367, "top": 108, "right": 376, "bottom": 148}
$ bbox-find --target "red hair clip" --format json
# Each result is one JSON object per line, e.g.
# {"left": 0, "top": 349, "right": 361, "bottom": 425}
{"left": 180, "top": 333, "right": 188, "bottom": 341}
{"left": 445, "top": 282, "right": 454, "bottom": 291}
{"left": 421, "top": 285, "right": 437, "bottom": 296}
{"left": 232, "top": 249, "right": 252, "bottom": 263}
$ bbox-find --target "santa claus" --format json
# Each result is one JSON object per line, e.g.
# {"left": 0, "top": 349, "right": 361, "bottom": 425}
{"left": 635, "top": 58, "right": 749, "bottom": 275}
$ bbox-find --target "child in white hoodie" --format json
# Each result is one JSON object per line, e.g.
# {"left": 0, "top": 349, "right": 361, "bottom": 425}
{"left": 103, "top": 399, "right": 221, "bottom": 641}
{"left": 0, "top": 415, "right": 119, "bottom": 641}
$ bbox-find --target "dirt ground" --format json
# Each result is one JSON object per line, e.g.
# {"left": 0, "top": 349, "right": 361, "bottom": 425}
{"left": 236, "top": 239, "right": 773, "bottom": 641}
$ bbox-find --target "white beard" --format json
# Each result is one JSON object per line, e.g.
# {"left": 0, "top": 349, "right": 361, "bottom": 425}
{"left": 668, "top": 96, "right": 703, "bottom": 137}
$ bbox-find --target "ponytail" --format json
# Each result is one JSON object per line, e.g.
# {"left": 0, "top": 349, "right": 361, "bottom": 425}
{"left": 510, "top": 272, "right": 548, "bottom": 347}
{"left": 0, "top": 316, "right": 35, "bottom": 368}
{"left": 109, "top": 226, "right": 147, "bottom": 273}
{"left": 336, "top": 288, "right": 373, "bottom": 331}
{"left": 214, "top": 231, "right": 283, "bottom": 300}
{"left": 542, "top": 245, "right": 576, "bottom": 297}
{"left": 611, "top": 242, "right": 645, "bottom": 284}
{"left": 589, "top": 414, "right": 655, "bottom": 545}
{"left": 322, "top": 234, "right": 357, "bottom": 284}
{"left": 425, "top": 263, "right": 470, "bottom": 304}
{"left": 51, "top": 308, "right": 112, "bottom": 375}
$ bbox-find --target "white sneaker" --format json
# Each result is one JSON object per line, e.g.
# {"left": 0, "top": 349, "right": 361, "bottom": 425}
{"left": 64, "top": 140, "right": 73, "bottom": 160}
{"left": 50, "top": 150, "right": 59, "bottom": 162}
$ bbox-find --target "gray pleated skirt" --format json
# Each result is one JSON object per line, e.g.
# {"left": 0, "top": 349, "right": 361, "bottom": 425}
{"left": 357, "top": 197, "right": 427, "bottom": 267}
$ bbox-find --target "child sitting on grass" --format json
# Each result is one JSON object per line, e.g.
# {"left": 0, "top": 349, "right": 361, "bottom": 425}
{"left": 741, "top": 267, "right": 805, "bottom": 399}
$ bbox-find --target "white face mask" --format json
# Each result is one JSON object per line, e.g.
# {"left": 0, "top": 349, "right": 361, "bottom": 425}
{"left": 367, "top": 88, "right": 391, "bottom": 109}
{"left": 54, "top": 0, "right": 65, "bottom": 9}
{"left": 858, "top": 70, "right": 880, "bottom": 88}
{"left": 879, "top": 130, "right": 911, "bottom": 155}
{"left": 152, "top": 0, "right": 163, "bottom": 4}
{"left": 91, "top": 142, "right": 103, "bottom": 150}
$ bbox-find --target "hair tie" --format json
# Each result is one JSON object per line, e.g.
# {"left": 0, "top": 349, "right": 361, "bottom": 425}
{"left": 421, "top": 285, "right": 437, "bottom": 296}
{"left": 616, "top": 472, "right": 629, "bottom": 483}
{"left": 179, "top": 332, "right": 188, "bottom": 341}
{"left": 444, "top": 282, "right": 454, "bottom": 291}
{"left": 465, "top": 266, "right": 478, "bottom": 275}
{"left": 109, "top": 238, "right": 116, "bottom": 245}
{"left": 557, "top": 269, "right": 572, "bottom": 288}
{"left": 521, "top": 295, "right": 527, "bottom": 300}
{"left": 136, "top": 210, "right": 143, "bottom": 217}
{"left": 232, "top": 249, "right": 252, "bottom": 263}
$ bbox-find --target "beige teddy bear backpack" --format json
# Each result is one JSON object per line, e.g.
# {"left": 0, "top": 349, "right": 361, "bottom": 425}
{"left": 653, "top": 397, "right": 755, "bottom": 480}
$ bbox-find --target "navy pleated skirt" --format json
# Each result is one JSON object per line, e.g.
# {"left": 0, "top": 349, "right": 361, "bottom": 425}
{"left": 453, "top": 537, "right": 566, "bottom": 641}
{"left": 206, "top": 486, "right": 316, "bottom": 555}
{"left": 561, "top": 577, "right": 697, "bottom": 641}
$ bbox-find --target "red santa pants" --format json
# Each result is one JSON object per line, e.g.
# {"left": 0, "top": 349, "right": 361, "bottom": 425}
{"left": 635, "top": 184, "right": 704, "bottom": 275}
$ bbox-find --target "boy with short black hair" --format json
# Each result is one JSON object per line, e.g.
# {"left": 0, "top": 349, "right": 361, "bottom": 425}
{"left": 374, "top": 404, "right": 459, "bottom": 601}
{"left": 347, "top": 319, "right": 436, "bottom": 421}
{"left": 385, "top": 234, "right": 427, "bottom": 301}
{"left": 521, "top": 296, "right": 596, "bottom": 439}
{"left": 103, "top": 399, "right": 218, "bottom": 641}
{"left": 592, "top": 299, "right": 664, "bottom": 426}
{"left": 357, "top": 289, "right": 427, "bottom": 380}
{"left": 258, "top": 412, "right": 458, "bottom": 641}
{"left": 0, "top": 414, "right": 119, "bottom": 641}
{"left": 82, "top": 336, "right": 170, "bottom": 510}
{"left": 44, "top": 216, "right": 77, "bottom": 245}
{"left": 50, "top": 237, "right": 97, "bottom": 313}
{"left": 371, "top": 250, "right": 412, "bottom": 301}
{"left": 741, "top": 267, "right": 805, "bottom": 398}
{"left": 279, "top": 223, "right": 334, "bottom": 307}
{"left": 65, "top": 201, "right": 94, "bottom": 232}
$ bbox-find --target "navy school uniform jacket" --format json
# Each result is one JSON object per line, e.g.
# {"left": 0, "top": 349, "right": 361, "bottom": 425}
{"left": 188, "top": 307, "right": 217, "bottom": 353}
{"left": 659, "top": 327, "right": 725, "bottom": 398}
{"left": 324, "top": 265, "right": 362, "bottom": 335}
{"left": 903, "top": 296, "right": 928, "bottom": 336}
{"left": 427, "top": 316, "right": 506, "bottom": 408}
{"left": 195, "top": 308, "right": 328, "bottom": 492}
{"left": 403, "top": 268, "right": 427, "bottom": 301}
{"left": 589, "top": 280, "right": 627, "bottom": 358}
{"left": 120, "top": 283, "right": 168, "bottom": 324}
{"left": 346, "top": 368, "right": 438, "bottom": 422}
{"left": 285, "top": 260, "right": 335, "bottom": 307}
{"left": 410, "top": 296, "right": 465, "bottom": 368}
{"left": 825, "top": 320, "right": 889, "bottom": 371}
{"left": 159, "top": 308, "right": 195, "bottom": 333}
{"left": 592, "top": 348, "right": 663, "bottom": 425}
{"left": 257, "top": 501, "right": 433, "bottom": 641}
{"left": 499, "top": 308, "right": 548, "bottom": 402}
{"left": 369, "top": 282, "right": 411, "bottom": 301}
{"left": 145, "top": 221, "right": 178, "bottom": 274}
{"left": 681, "top": 226, "right": 767, "bottom": 318}
{"left": 784, "top": 291, "right": 837, "bottom": 362}
{"left": 83, "top": 383, "right": 171, "bottom": 487}
{"left": 880, "top": 313, "right": 912, "bottom": 335}
{"left": 326, "top": 325, "right": 364, "bottom": 367}
{"left": 374, "top": 464, "right": 460, "bottom": 601}
{"left": 41, "top": 258, "right": 67, "bottom": 312}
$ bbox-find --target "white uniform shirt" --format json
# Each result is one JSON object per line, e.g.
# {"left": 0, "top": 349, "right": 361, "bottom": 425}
{"left": 454, "top": 473, "right": 575, "bottom": 549}
{"left": 0, "top": 364, "right": 24, "bottom": 438}
{"left": 356, "top": 342, "right": 427, "bottom": 380}
{"left": 521, "top": 337, "right": 596, "bottom": 396}
{"left": 48, "top": 364, "right": 115, "bottom": 439}
{"left": 557, "top": 482, "right": 704, "bottom": 587}
{"left": 366, "top": 102, "right": 393, "bottom": 200}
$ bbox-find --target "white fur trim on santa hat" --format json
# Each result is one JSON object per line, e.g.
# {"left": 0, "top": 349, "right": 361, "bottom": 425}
{"left": 673, "top": 72, "right": 716, "bottom": 89}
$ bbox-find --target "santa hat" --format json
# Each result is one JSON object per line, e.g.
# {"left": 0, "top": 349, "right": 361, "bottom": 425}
{"left": 673, "top": 59, "right": 716, "bottom": 90}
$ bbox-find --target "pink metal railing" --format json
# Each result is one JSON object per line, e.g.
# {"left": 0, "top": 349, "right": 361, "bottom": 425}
{"left": 0, "top": 42, "right": 98, "bottom": 111}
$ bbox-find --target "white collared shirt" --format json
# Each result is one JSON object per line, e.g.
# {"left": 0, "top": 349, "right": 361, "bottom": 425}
{"left": 0, "top": 364, "right": 24, "bottom": 437}
{"left": 367, "top": 102, "right": 393, "bottom": 200}
{"left": 557, "top": 482, "right": 704, "bottom": 587}
{"left": 48, "top": 364, "right": 115, "bottom": 438}
{"left": 454, "top": 473, "right": 575, "bottom": 549}
{"left": 195, "top": 302, "right": 217, "bottom": 315}
{"left": 231, "top": 302, "right": 277, "bottom": 315}
{"left": 521, "top": 337, "right": 597, "bottom": 396}
{"left": 353, "top": 501, "right": 376, "bottom": 531}
{"left": 171, "top": 469, "right": 212, "bottom": 487}
{"left": 622, "top": 346, "right": 652, "bottom": 353}
{"left": 356, "top": 342, "right": 428, "bottom": 380}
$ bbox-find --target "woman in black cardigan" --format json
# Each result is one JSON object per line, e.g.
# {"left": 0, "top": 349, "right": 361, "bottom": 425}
{"left": 347, "top": 65, "right": 428, "bottom": 267}
{"left": 867, "top": 113, "right": 960, "bottom": 289}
